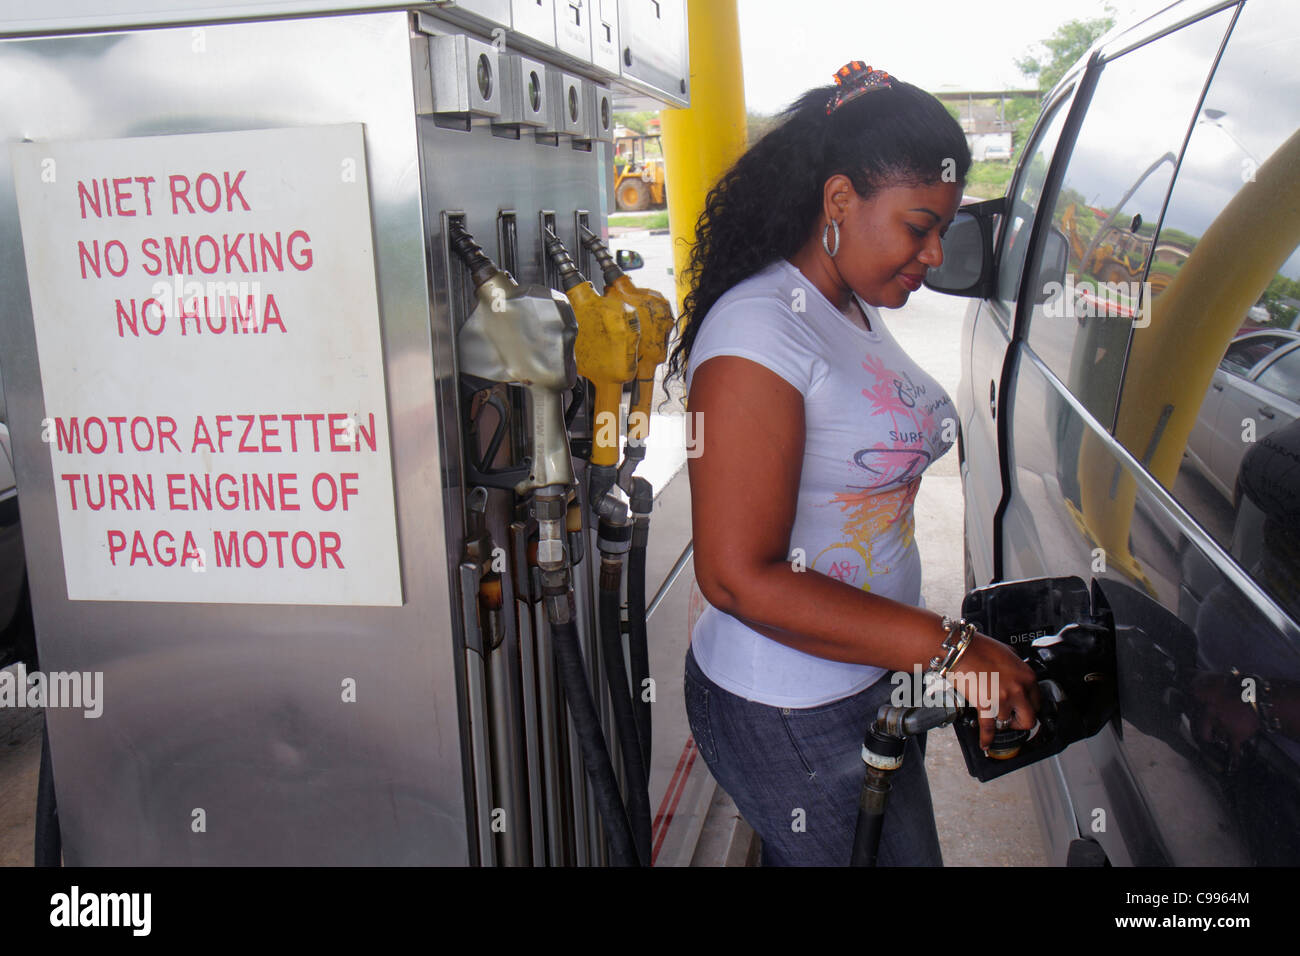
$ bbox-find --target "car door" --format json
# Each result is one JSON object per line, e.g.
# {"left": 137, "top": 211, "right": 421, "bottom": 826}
{"left": 960, "top": 88, "right": 1077, "bottom": 587}
{"left": 1067, "top": 0, "right": 1300, "bottom": 865}
{"left": 997, "top": 4, "right": 1241, "bottom": 864}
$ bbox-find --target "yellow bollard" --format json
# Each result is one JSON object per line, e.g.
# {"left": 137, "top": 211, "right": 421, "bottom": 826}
{"left": 660, "top": 0, "right": 748, "bottom": 315}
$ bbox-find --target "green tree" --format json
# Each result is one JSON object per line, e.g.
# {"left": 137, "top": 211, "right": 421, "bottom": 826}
{"left": 1016, "top": 11, "right": 1117, "bottom": 94}
{"left": 1005, "top": 96, "right": 1041, "bottom": 162}
{"left": 1009, "top": 11, "right": 1116, "bottom": 161}
{"left": 613, "top": 110, "right": 658, "bottom": 134}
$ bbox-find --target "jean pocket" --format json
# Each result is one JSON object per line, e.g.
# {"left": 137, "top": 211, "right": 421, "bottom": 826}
{"left": 683, "top": 670, "right": 718, "bottom": 765}
{"left": 778, "top": 709, "right": 819, "bottom": 779}
{"left": 778, "top": 690, "right": 876, "bottom": 781}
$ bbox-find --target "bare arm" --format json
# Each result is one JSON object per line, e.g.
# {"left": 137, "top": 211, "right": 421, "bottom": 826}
{"left": 687, "top": 355, "right": 1039, "bottom": 744}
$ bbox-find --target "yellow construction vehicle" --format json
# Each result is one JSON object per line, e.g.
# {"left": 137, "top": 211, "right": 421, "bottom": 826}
{"left": 613, "top": 128, "right": 667, "bottom": 212}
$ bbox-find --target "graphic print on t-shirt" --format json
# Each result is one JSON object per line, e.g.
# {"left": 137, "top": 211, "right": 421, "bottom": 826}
{"left": 813, "top": 352, "right": 953, "bottom": 590}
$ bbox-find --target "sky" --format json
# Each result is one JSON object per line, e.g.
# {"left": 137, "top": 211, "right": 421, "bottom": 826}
{"left": 738, "top": 0, "right": 1173, "bottom": 114}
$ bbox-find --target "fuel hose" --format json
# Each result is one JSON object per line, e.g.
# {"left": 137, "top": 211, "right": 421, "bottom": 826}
{"left": 599, "top": 561, "right": 653, "bottom": 864}
{"left": 627, "top": 478, "right": 653, "bottom": 781}
{"left": 549, "top": 614, "right": 640, "bottom": 866}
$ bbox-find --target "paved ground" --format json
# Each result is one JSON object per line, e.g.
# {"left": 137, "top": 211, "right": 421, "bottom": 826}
{"left": 0, "top": 682, "right": 40, "bottom": 866}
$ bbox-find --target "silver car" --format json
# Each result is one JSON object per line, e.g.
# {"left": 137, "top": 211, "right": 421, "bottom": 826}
{"left": 929, "top": 0, "right": 1300, "bottom": 865}
{"left": 1186, "top": 330, "right": 1300, "bottom": 504}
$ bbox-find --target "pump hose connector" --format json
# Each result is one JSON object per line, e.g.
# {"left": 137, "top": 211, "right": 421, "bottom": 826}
{"left": 543, "top": 228, "right": 585, "bottom": 292}
{"left": 448, "top": 221, "right": 500, "bottom": 289}
{"left": 579, "top": 224, "right": 624, "bottom": 287}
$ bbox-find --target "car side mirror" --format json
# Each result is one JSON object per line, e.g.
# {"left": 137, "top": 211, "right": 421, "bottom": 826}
{"left": 924, "top": 197, "right": 1003, "bottom": 298}
{"left": 616, "top": 249, "right": 644, "bottom": 271}
{"left": 1032, "top": 226, "right": 1070, "bottom": 307}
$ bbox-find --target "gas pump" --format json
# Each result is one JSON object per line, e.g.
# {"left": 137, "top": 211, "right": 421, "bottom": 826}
{"left": 850, "top": 576, "right": 1119, "bottom": 865}
{"left": 0, "top": 2, "right": 695, "bottom": 868}
{"left": 450, "top": 222, "right": 641, "bottom": 866}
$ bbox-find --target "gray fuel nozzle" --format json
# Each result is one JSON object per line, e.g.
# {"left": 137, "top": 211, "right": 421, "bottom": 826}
{"left": 450, "top": 222, "right": 579, "bottom": 495}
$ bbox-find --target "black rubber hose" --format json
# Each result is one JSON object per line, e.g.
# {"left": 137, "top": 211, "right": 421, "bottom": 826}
{"left": 850, "top": 760, "right": 896, "bottom": 866}
{"left": 627, "top": 537, "right": 652, "bottom": 782}
{"left": 550, "top": 616, "right": 641, "bottom": 866}
{"left": 34, "top": 717, "right": 61, "bottom": 867}
{"left": 850, "top": 800, "right": 885, "bottom": 867}
{"left": 599, "top": 573, "right": 653, "bottom": 864}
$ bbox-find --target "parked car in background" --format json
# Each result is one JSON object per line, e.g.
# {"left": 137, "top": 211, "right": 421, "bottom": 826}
{"left": 929, "top": 0, "right": 1300, "bottom": 865}
{"left": 1186, "top": 330, "right": 1300, "bottom": 504}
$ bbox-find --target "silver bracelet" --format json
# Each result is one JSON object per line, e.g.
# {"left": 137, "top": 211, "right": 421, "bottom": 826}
{"left": 929, "top": 616, "right": 976, "bottom": 678}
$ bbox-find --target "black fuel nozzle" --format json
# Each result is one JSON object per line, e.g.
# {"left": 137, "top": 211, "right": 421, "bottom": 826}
{"left": 850, "top": 578, "right": 1118, "bottom": 866}
{"left": 953, "top": 576, "right": 1118, "bottom": 782}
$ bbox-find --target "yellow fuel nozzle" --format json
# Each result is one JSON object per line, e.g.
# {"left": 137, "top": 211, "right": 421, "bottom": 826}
{"left": 579, "top": 225, "right": 675, "bottom": 461}
{"left": 544, "top": 228, "right": 640, "bottom": 469}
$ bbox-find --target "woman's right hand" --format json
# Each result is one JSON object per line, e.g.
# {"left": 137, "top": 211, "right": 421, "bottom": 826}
{"left": 947, "top": 633, "right": 1042, "bottom": 750}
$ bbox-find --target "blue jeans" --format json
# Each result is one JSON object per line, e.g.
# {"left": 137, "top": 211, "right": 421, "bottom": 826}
{"left": 684, "top": 646, "right": 944, "bottom": 866}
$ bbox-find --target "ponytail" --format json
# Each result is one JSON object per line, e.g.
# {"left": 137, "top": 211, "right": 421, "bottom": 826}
{"left": 666, "top": 78, "right": 970, "bottom": 383}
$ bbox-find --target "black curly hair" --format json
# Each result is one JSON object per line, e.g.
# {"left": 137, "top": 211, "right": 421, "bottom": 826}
{"left": 666, "top": 78, "right": 971, "bottom": 384}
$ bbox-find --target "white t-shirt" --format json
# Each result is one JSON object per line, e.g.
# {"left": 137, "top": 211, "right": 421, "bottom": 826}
{"left": 685, "top": 259, "right": 955, "bottom": 707}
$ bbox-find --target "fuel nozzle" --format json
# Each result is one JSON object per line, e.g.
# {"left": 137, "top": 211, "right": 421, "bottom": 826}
{"left": 543, "top": 229, "right": 640, "bottom": 476}
{"left": 580, "top": 224, "right": 676, "bottom": 476}
{"left": 451, "top": 221, "right": 579, "bottom": 495}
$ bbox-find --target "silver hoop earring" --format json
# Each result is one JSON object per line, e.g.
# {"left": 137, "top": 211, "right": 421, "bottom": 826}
{"left": 822, "top": 220, "right": 840, "bottom": 258}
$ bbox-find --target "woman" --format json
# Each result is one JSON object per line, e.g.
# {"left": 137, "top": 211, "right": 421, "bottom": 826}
{"left": 675, "top": 62, "right": 1041, "bottom": 866}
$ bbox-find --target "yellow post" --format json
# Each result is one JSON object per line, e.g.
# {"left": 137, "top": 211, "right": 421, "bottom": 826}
{"left": 660, "top": 0, "right": 748, "bottom": 313}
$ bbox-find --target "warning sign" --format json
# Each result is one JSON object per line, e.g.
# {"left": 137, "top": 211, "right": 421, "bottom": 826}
{"left": 10, "top": 124, "right": 402, "bottom": 606}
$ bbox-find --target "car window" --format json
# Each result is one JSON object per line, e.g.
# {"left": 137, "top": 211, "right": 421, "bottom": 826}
{"left": 1256, "top": 348, "right": 1300, "bottom": 404}
{"left": 994, "top": 93, "right": 1072, "bottom": 317}
{"left": 1221, "top": 336, "right": 1292, "bottom": 375}
{"left": 1109, "top": 0, "right": 1300, "bottom": 620}
{"left": 1020, "top": 9, "right": 1233, "bottom": 427}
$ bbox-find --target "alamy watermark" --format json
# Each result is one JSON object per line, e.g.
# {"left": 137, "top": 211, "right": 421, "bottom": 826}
{"left": 890, "top": 665, "right": 1000, "bottom": 718}
{"left": 1041, "top": 275, "right": 1152, "bottom": 328}
{"left": 592, "top": 409, "right": 703, "bottom": 457}
{"left": 50, "top": 886, "right": 150, "bottom": 936}
{"left": 0, "top": 663, "right": 102, "bottom": 718}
